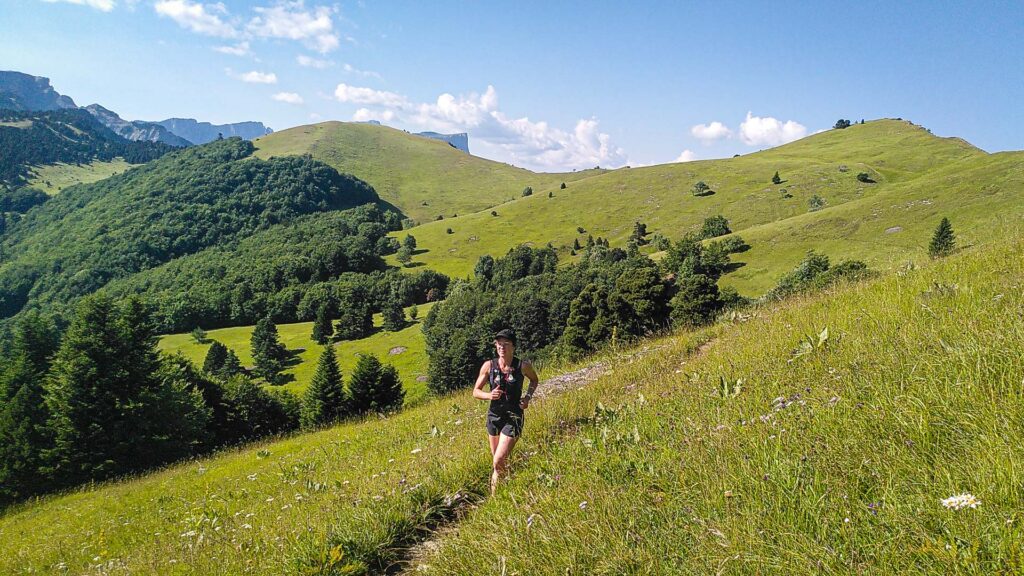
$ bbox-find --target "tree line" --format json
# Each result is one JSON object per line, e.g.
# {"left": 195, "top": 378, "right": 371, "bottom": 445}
{"left": 0, "top": 294, "right": 404, "bottom": 508}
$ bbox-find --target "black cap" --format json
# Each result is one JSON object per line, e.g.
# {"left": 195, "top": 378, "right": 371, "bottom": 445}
{"left": 494, "top": 328, "right": 517, "bottom": 345}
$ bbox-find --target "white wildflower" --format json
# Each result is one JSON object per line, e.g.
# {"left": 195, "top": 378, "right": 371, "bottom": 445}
{"left": 942, "top": 493, "right": 981, "bottom": 510}
{"left": 411, "top": 448, "right": 422, "bottom": 454}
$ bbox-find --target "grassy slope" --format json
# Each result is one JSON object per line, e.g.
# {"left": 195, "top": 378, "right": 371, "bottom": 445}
{"left": 384, "top": 120, "right": 1006, "bottom": 286}
{"left": 252, "top": 122, "right": 602, "bottom": 223}
{"left": 4, "top": 231, "right": 1022, "bottom": 574}
{"left": 27, "top": 159, "right": 136, "bottom": 195}
{"left": 159, "top": 302, "right": 435, "bottom": 405}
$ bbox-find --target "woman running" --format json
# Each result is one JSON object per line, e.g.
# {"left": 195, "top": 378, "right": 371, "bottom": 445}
{"left": 472, "top": 329, "right": 539, "bottom": 495}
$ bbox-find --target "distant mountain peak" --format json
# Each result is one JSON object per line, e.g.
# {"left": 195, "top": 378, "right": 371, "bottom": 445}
{"left": 84, "top": 104, "right": 192, "bottom": 147}
{"left": 156, "top": 118, "right": 273, "bottom": 145}
{"left": 0, "top": 71, "right": 77, "bottom": 111}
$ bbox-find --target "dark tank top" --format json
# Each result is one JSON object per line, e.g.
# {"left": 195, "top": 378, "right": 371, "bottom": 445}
{"left": 488, "top": 357, "right": 523, "bottom": 414}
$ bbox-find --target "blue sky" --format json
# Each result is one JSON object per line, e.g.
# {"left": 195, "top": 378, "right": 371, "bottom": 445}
{"left": 3, "top": 1, "right": 1022, "bottom": 171}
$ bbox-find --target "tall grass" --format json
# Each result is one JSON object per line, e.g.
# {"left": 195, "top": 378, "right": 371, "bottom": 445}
{"left": 423, "top": 237, "right": 1024, "bottom": 574}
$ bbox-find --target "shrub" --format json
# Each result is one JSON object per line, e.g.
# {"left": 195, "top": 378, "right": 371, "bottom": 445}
{"left": 856, "top": 172, "right": 875, "bottom": 183}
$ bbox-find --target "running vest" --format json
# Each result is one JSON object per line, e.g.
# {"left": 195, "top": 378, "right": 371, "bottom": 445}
{"left": 488, "top": 357, "right": 523, "bottom": 412}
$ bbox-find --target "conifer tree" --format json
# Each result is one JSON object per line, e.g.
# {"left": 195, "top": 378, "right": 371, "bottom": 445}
{"left": 251, "top": 316, "right": 287, "bottom": 383}
{"left": 772, "top": 171, "right": 782, "bottom": 185}
{"left": 928, "top": 217, "right": 956, "bottom": 258}
{"left": 43, "top": 295, "right": 209, "bottom": 487}
{"left": 202, "top": 340, "right": 228, "bottom": 374}
{"left": 220, "top": 349, "right": 243, "bottom": 378}
{"left": 335, "top": 302, "right": 373, "bottom": 341}
{"left": 301, "top": 345, "right": 347, "bottom": 429}
{"left": 312, "top": 303, "right": 334, "bottom": 344}
{"left": 0, "top": 312, "right": 60, "bottom": 503}
{"left": 348, "top": 354, "right": 404, "bottom": 414}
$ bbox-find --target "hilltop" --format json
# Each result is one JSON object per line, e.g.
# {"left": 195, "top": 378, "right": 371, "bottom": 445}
{"left": 384, "top": 120, "right": 1020, "bottom": 293}
{"left": 253, "top": 121, "right": 603, "bottom": 222}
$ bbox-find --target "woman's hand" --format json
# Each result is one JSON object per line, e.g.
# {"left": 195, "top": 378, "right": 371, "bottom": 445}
{"left": 489, "top": 386, "right": 503, "bottom": 401}
{"left": 520, "top": 395, "right": 531, "bottom": 410}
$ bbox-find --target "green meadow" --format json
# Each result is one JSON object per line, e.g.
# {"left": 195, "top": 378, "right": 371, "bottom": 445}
{"left": 4, "top": 226, "right": 1022, "bottom": 574}
{"left": 159, "top": 302, "right": 435, "bottom": 405}
{"left": 378, "top": 120, "right": 1020, "bottom": 295}
{"left": 28, "top": 158, "right": 136, "bottom": 194}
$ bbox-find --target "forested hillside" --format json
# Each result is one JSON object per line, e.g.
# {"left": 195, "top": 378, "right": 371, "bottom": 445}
{"left": 0, "top": 138, "right": 381, "bottom": 324}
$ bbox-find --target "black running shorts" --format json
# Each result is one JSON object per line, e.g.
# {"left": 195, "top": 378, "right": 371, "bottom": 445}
{"left": 486, "top": 409, "right": 524, "bottom": 437}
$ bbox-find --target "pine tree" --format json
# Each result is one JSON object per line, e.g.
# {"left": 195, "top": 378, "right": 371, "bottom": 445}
{"left": 928, "top": 217, "right": 956, "bottom": 258}
{"left": 202, "top": 341, "right": 228, "bottom": 374}
{"left": 43, "top": 295, "right": 209, "bottom": 488}
{"left": 220, "top": 349, "right": 243, "bottom": 378}
{"left": 382, "top": 296, "right": 406, "bottom": 332}
{"left": 301, "top": 346, "right": 347, "bottom": 429}
{"left": 409, "top": 304, "right": 419, "bottom": 321}
{"left": 312, "top": 303, "right": 334, "bottom": 345}
{"left": 348, "top": 354, "right": 404, "bottom": 414}
{"left": 772, "top": 171, "right": 782, "bottom": 185}
{"left": 251, "top": 316, "right": 288, "bottom": 383}
{"left": 0, "top": 312, "right": 60, "bottom": 503}
{"left": 335, "top": 302, "right": 373, "bottom": 340}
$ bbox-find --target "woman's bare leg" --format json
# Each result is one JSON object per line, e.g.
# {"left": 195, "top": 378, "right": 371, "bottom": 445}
{"left": 490, "top": 433, "right": 518, "bottom": 495}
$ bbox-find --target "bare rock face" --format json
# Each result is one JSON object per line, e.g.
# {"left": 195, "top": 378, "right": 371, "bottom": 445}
{"left": 156, "top": 118, "right": 273, "bottom": 144}
{"left": 84, "top": 104, "right": 192, "bottom": 147}
{"left": 414, "top": 131, "right": 470, "bottom": 154}
{"left": 0, "top": 71, "right": 77, "bottom": 111}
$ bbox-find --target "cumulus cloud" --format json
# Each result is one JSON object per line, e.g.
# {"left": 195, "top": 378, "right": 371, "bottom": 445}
{"left": 214, "top": 41, "right": 250, "bottom": 56}
{"left": 272, "top": 92, "right": 303, "bottom": 104}
{"left": 227, "top": 69, "right": 278, "bottom": 84}
{"left": 154, "top": 0, "right": 238, "bottom": 37}
{"left": 353, "top": 108, "right": 395, "bottom": 122}
{"left": 690, "top": 121, "right": 732, "bottom": 144}
{"left": 41, "top": 0, "right": 115, "bottom": 11}
{"left": 334, "top": 84, "right": 408, "bottom": 108}
{"left": 343, "top": 63, "right": 381, "bottom": 79}
{"left": 738, "top": 112, "right": 807, "bottom": 146}
{"left": 247, "top": 1, "right": 339, "bottom": 53}
{"left": 675, "top": 150, "right": 696, "bottom": 163}
{"left": 337, "top": 83, "right": 627, "bottom": 171}
{"left": 297, "top": 54, "right": 333, "bottom": 68}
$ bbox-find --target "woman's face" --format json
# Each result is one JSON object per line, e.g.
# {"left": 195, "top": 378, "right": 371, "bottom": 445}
{"left": 494, "top": 337, "right": 514, "bottom": 357}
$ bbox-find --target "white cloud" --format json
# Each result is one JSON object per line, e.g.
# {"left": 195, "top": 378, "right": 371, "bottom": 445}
{"left": 334, "top": 83, "right": 408, "bottom": 108}
{"left": 41, "top": 0, "right": 115, "bottom": 11}
{"left": 337, "top": 84, "right": 627, "bottom": 171}
{"left": 690, "top": 121, "right": 732, "bottom": 144}
{"left": 343, "top": 63, "right": 381, "bottom": 79}
{"left": 154, "top": 0, "right": 238, "bottom": 38}
{"left": 227, "top": 69, "right": 278, "bottom": 84}
{"left": 214, "top": 41, "right": 250, "bottom": 56}
{"left": 272, "top": 92, "right": 303, "bottom": 104}
{"left": 675, "top": 150, "right": 696, "bottom": 162}
{"left": 297, "top": 54, "right": 333, "bottom": 68}
{"left": 738, "top": 112, "right": 807, "bottom": 146}
{"left": 353, "top": 108, "right": 395, "bottom": 122}
{"left": 248, "top": 1, "right": 339, "bottom": 53}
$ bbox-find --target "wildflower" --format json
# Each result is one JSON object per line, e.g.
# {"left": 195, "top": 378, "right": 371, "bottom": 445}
{"left": 526, "top": 514, "right": 535, "bottom": 529}
{"left": 247, "top": 473, "right": 258, "bottom": 481}
{"left": 242, "top": 524, "right": 252, "bottom": 530}
{"left": 579, "top": 501, "right": 588, "bottom": 510}
{"left": 942, "top": 493, "right": 981, "bottom": 510}
{"left": 411, "top": 448, "right": 422, "bottom": 454}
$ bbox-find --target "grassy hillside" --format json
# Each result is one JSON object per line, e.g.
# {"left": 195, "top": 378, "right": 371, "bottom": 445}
{"left": 27, "top": 158, "right": 135, "bottom": 194}
{"left": 253, "top": 122, "right": 602, "bottom": 223}
{"left": 158, "top": 302, "right": 435, "bottom": 404}
{"left": 3, "top": 226, "right": 1021, "bottom": 574}
{"left": 385, "top": 120, "right": 1009, "bottom": 289}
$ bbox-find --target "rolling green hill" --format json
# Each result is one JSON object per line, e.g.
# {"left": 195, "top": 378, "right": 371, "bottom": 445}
{"left": 381, "top": 120, "right": 1017, "bottom": 295}
{"left": 253, "top": 121, "right": 603, "bottom": 223}
{"left": 2, "top": 225, "right": 1021, "bottom": 575}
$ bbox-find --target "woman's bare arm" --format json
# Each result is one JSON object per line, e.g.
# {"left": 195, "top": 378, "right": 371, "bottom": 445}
{"left": 472, "top": 360, "right": 499, "bottom": 400}
{"left": 520, "top": 360, "right": 540, "bottom": 408}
